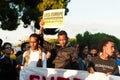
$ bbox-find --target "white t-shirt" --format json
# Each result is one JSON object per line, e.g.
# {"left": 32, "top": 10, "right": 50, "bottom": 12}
{"left": 22, "top": 50, "right": 47, "bottom": 68}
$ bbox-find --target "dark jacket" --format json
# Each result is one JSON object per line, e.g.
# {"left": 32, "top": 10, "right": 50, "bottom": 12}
{"left": 0, "top": 55, "right": 17, "bottom": 80}
{"left": 43, "top": 41, "right": 79, "bottom": 70}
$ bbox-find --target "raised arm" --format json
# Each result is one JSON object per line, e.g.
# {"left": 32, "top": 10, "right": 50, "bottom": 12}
{"left": 39, "top": 19, "right": 44, "bottom": 35}
{"left": 38, "top": 19, "right": 56, "bottom": 51}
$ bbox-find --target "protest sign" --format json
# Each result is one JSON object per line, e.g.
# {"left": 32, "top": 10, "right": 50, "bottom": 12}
{"left": 43, "top": 9, "right": 65, "bottom": 28}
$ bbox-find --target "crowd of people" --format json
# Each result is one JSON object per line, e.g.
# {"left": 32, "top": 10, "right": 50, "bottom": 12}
{"left": 0, "top": 20, "right": 120, "bottom": 80}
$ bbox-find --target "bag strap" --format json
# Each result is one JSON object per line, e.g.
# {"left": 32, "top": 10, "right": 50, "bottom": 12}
{"left": 24, "top": 48, "right": 43, "bottom": 66}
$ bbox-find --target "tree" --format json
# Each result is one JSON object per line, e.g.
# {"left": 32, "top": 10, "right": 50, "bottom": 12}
{"left": 0, "top": 0, "right": 20, "bottom": 30}
{"left": 0, "top": 0, "right": 71, "bottom": 34}
{"left": 76, "top": 31, "right": 120, "bottom": 51}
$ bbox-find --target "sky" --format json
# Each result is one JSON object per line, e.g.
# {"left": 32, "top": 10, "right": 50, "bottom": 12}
{"left": 0, "top": 0, "right": 120, "bottom": 44}
{"left": 64, "top": 0, "right": 120, "bottom": 39}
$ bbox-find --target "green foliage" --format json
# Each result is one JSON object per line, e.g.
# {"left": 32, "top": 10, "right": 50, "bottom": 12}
{"left": 76, "top": 34, "right": 82, "bottom": 43}
{"left": 47, "top": 39, "right": 58, "bottom": 44}
{"left": 37, "top": 0, "right": 70, "bottom": 15}
{"left": 0, "top": 0, "right": 71, "bottom": 31}
{"left": 76, "top": 31, "right": 120, "bottom": 51}
{"left": 23, "top": 39, "right": 29, "bottom": 43}
{"left": 47, "top": 38, "right": 76, "bottom": 46}
{"left": 0, "top": 1, "right": 19, "bottom": 30}
{"left": 68, "top": 38, "right": 76, "bottom": 46}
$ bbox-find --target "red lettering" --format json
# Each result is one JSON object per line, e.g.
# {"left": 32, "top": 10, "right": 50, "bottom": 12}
{"left": 29, "top": 75, "right": 81, "bottom": 80}
{"left": 57, "top": 77, "right": 69, "bottom": 80}
{"left": 29, "top": 75, "right": 40, "bottom": 80}
{"left": 73, "top": 78, "right": 81, "bottom": 80}
{"left": 51, "top": 77, "right": 54, "bottom": 80}
{"left": 42, "top": 76, "right": 46, "bottom": 80}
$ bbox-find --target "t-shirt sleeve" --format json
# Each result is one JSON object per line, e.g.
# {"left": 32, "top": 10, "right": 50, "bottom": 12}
{"left": 112, "top": 60, "right": 120, "bottom": 76}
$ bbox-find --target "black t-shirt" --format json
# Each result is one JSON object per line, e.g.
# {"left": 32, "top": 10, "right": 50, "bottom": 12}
{"left": 89, "top": 56, "right": 119, "bottom": 75}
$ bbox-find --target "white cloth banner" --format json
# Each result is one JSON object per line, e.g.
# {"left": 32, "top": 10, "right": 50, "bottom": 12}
{"left": 20, "top": 67, "right": 120, "bottom": 80}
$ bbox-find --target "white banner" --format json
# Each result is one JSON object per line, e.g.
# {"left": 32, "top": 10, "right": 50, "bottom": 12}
{"left": 118, "top": 66, "right": 120, "bottom": 74}
{"left": 20, "top": 67, "right": 120, "bottom": 80}
{"left": 43, "top": 9, "right": 65, "bottom": 28}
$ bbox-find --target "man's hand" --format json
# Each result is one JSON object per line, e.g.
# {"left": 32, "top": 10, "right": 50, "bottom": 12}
{"left": 39, "top": 19, "right": 44, "bottom": 28}
{"left": 88, "top": 67, "right": 95, "bottom": 74}
{"left": 39, "top": 55, "right": 42, "bottom": 60}
{"left": 46, "top": 51, "right": 51, "bottom": 59}
{"left": 39, "top": 19, "right": 44, "bottom": 35}
{"left": 105, "top": 72, "right": 111, "bottom": 76}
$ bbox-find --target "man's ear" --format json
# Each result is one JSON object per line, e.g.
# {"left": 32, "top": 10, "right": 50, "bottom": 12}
{"left": 102, "top": 46, "right": 106, "bottom": 51}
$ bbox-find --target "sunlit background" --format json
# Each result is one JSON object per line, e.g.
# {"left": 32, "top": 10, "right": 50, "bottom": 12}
{"left": 0, "top": 0, "right": 120, "bottom": 45}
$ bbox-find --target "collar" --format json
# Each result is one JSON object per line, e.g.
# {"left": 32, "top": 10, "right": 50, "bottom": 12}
{"left": 0, "top": 55, "right": 5, "bottom": 59}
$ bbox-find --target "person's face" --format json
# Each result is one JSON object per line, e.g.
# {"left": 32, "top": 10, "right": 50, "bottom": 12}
{"left": 75, "top": 44, "right": 80, "bottom": 53}
{"left": 87, "top": 54, "right": 92, "bottom": 61}
{"left": 103, "top": 41, "right": 115, "bottom": 56}
{"left": 83, "top": 46, "right": 88, "bottom": 55}
{"left": 91, "top": 49, "right": 97, "bottom": 55}
{"left": 4, "top": 44, "right": 12, "bottom": 55}
{"left": 58, "top": 35, "right": 67, "bottom": 47}
{"left": 24, "top": 43, "right": 30, "bottom": 51}
{"left": 29, "top": 37, "right": 38, "bottom": 50}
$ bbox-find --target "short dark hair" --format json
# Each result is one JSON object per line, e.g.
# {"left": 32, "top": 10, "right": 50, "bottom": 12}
{"left": 90, "top": 44, "right": 98, "bottom": 50}
{"left": 58, "top": 30, "right": 68, "bottom": 39}
{"left": 98, "top": 38, "right": 114, "bottom": 52}
{"left": 2, "top": 42, "right": 12, "bottom": 50}
{"left": 29, "top": 33, "right": 39, "bottom": 42}
{"left": 21, "top": 42, "right": 29, "bottom": 51}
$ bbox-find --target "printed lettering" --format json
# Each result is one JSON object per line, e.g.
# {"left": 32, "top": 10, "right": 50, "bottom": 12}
{"left": 29, "top": 75, "right": 40, "bottom": 80}
{"left": 57, "top": 77, "right": 69, "bottom": 80}
{"left": 73, "top": 78, "right": 81, "bottom": 80}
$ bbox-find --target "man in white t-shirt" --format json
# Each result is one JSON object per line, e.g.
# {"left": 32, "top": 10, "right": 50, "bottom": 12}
{"left": 22, "top": 33, "right": 49, "bottom": 68}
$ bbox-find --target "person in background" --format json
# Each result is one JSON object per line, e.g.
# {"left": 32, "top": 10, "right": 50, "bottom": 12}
{"left": 0, "top": 38, "right": 3, "bottom": 51}
{"left": 10, "top": 48, "right": 17, "bottom": 60}
{"left": 16, "top": 42, "right": 30, "bottom": 57}
{"left": 2, "top": 42, "right": 17, "bottom": 66}
{"left": 77, "top": 43, "right": 90, "bottom": 70}
{"left": 89, "top": 44, "right": 98, "bottom": 57}
{"left": 115, "top": 50, "right": 120, "bottom": 74}
{"left": 114, "top": 50, "right": 120, "bottom": 65}
{"left": 16, "top": 42, "right": 30, "bottom": 66}
{"left": 88, "top": 38, "right": 119, "bottom": 76}
{"left": 1, "top": 42, "right": 17, "bottom": 80}
{"left": 74, "top": 43, "right": 80, "bottom": 54}
{"left": 116, "top": 52, "right": 120, "bottom": 66}
{"left": 39, "top": 19, "right": 79, "bottom": 70}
